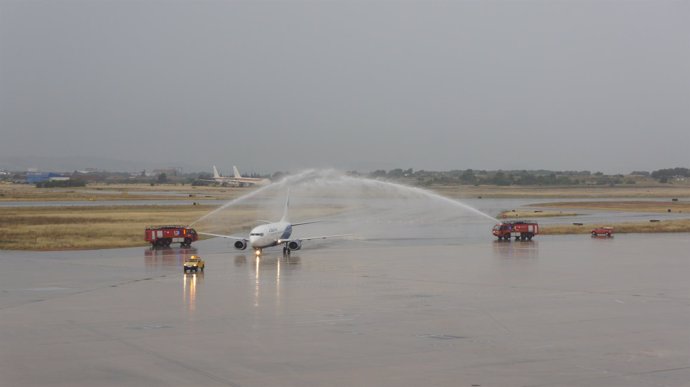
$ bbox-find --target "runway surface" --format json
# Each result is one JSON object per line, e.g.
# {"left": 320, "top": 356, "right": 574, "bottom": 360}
{"left": 2, "top": 234, "right": 690, "bottom": 386}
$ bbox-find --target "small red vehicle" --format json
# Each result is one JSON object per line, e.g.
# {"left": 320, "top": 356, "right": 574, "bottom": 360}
{"left": 591, "top": 226, "right": 614, "bottom": 237}
{"left": 145, "top": 225, "right": 198, "bottom": 247}
{"left": 493, "top": 221, "right": 539, "bottom": 241}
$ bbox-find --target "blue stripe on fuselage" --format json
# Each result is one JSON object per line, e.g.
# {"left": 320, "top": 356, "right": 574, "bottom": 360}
{"left": 280, "top": 225, "right": 292, "bottom": 240}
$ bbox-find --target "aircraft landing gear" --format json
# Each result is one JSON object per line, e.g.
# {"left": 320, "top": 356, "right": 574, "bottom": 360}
{"left": 282, "top": 246, "right": 291, "bottom": 256}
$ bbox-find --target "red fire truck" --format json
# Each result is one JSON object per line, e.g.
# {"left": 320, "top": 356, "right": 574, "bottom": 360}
{"left": 145, "top": 225, "right": 198, "bottom": 247}
{"left": 492, "top": 221, "right": 539, "bottom": 241}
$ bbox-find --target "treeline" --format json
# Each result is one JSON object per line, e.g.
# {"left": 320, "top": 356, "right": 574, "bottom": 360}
{"left": 10, "top": 166, "right": 689, "bottom": 187}
{"left": 367, "top": 169, "right": 638, "bottom": 186}
{"left": 365, "top": 167, "right": 690, "bottom": 186}
{"left": 650, "top": 168, "right": 690, "bottom": 183}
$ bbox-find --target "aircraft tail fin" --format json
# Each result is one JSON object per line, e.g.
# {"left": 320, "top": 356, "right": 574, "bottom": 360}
{"left": 233, "top": 166, "right": 242, "bottom": 178}
{"left": 213, "top": 166, "right": 221, "bottom": 179}
{"left": 280, "top": 189, "right": 290, "bottom": 222}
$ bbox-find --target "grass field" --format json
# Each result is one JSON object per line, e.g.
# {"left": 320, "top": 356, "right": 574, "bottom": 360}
{"left": 2, "top": 182, "right": 690, "bottom": 250}
{"left": 0, "top": 205, "right": 217, "bottom": 250}
{"left": 0, "top": 202, "right": 345, "bottom": 251}
{"left": 435, "top": 184, "right": 690, "bottom": 198}
{"left": 0, "top": 182, "right": 246, "bottom": 202}
{"left": 5, "top": 181, "right": 690, "bottom": 201}
{"left": 541, "top": 219, "right": 690, "bottom": 235}
{"left": 531, "top": 200, "right": 690, "bottom": 213}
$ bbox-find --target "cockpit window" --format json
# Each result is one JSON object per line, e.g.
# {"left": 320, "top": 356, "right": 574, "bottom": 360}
{"left": 250, "top": 233, "right": 264, "bottom": 237}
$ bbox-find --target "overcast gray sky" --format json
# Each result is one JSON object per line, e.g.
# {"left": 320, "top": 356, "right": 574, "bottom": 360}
{"left": 1, "top": 0, "right": 689, "bottom": 173}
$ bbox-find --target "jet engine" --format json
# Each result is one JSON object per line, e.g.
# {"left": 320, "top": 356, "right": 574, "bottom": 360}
{"left": 287, "top": 240, "right": 302, "bottom": 251}
{"left": 234, "top": 240, "right": 247, "bottom": 250}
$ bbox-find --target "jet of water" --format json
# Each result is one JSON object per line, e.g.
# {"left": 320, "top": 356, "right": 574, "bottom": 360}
{"left": 189, "top": 169, "right": 498, "bottom": 228}
{"left": 189, "top": 169, "right": 316, "bottom": 226}
{"left": 345, "top": 175, "right": 499, "bottom": 223}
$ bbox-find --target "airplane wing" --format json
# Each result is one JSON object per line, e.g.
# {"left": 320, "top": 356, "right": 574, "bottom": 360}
{"left": 291, "top": 220, "right": 321, "bottom": 226}
{"left": 198, "top": 232, "right": 247, "bottom": 241}
{"left": 277, "top": 234, "right": 351, "bottom": 243}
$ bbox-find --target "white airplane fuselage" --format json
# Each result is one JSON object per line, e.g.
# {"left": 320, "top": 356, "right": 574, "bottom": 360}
{"left": 197, "top": 189, "right": 344, "bottom": 255}
{"left": 249, "top": 221, "right": 292, "bottom": 249}
{"left": 232, "top": 177, "right": 271, "bottom": 186}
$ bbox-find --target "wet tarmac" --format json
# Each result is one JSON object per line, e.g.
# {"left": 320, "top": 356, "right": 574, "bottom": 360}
{"left": 2, "top": 234, "right": 690, "bottom": 386}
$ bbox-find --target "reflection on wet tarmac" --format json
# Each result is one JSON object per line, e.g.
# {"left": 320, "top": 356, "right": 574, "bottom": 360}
{"left": 4, "top": 234, "right": 690, "bottom": 386}
{"left": 183, "top": 272, "right": 202, "bottom": 313}
{"left": 145, "top": 246, "right": 198, "bottom": 267}
{"left": 591, "top": 235, "right": 615, "bottom": 240}
{"left": 492, "top": 239, "right": 539, "bottom": 259}
{"left": 233, "top": 254, "right": 302, "bottom": 272}
{"left": 233, "top": 254, "right": 301, "bottom": 307}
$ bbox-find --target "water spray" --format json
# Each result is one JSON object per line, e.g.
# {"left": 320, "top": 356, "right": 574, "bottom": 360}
{"left": 190, "top": 169, "right": 498, "bottom": 228}
{"left": 189, "top": 169, "right": 317, "bottom": 226}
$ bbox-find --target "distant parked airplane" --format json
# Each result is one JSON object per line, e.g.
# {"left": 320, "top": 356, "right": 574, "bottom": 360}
{"left": 208, "top": 165, "right": 270, "bottom": 186}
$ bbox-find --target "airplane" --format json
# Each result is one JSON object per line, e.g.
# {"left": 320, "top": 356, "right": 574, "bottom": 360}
{"left": 199, "top": 191, "right": 346, "bottom": 255}
{"left": 208, "top": 165, "right": 270, "bottom": 186}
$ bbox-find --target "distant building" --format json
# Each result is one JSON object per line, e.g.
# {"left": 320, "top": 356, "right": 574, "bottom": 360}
{"left": 76, "top": 168, "right": 102, "bottom": 174}
{"left": 26, "top": 172, "right": 69, "bottom": 184}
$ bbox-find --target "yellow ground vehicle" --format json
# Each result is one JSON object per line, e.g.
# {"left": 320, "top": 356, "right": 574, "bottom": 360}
{"left": 183, "top": 255, "right": 205, "bottom": 273}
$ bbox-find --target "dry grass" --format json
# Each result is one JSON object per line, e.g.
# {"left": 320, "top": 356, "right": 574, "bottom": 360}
{"left": 532, "top": 201, "right": 690, "bottom": 213}
{"left": 434, "top": 184, "right": 690, "bottom": 198}
{"left": 0, "top": 203, "right": 346, "bottom": 251}
{"left": 542, "top": 219, "right": 690, "bottom": 235}
{"left": 3, "top": 183, "right": 690, "bottom": 250}
{"left": 6, "top": 181, "right": 690, "bottom": 201}
{"left": 6, "top": 182, "right": 690, "bottom": 202}
{"left": 0, "top": 205, "right": 216, "bottom": 250}
{"left": 0, "top": 182, "right": 247, "bottom": 202}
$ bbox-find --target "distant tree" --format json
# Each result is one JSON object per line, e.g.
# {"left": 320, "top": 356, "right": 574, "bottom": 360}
{"left": 651, "top": 168, "right": 690, "bottom": 182}
{"left": 388, "top": 168, "right": 404, "bottom": 178}
{"left": 157, "top": 173, "right": 168, "bottom": 183}
{"left": 370, "top": 170, "right": 387, "bottom": 178}
{"left": 491, "top": 171, "right": 512, "bottom": 186}
{"left": 460, "top": 169, "right": 477, "bottom": 184}
{"left": 416, "top": 178, "right": 433, "bottom": 186}
{"left": 516, "top": 173, "right": 537, "bottom": 185}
